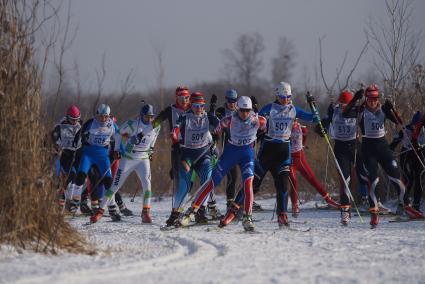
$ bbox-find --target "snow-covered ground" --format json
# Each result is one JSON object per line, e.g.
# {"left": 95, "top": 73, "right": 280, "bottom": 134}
{"left": 2, "top": 196, "right": 425, "bottom": 284}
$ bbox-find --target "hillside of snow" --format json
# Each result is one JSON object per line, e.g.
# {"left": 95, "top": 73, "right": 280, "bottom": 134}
{"left": 2, "top": 197, "right": 425, "bottom": 284}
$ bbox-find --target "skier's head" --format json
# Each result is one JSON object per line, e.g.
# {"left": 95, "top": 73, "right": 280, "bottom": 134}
{"left": 225, "top": 89, "right": 238, "bottom": 110}
{"left": 175, "top": 86, "right": 190, "bottom": 110}
{"left": 338, "top": 90, "right": 353, "bottom": 105}
{"left": 140, "top": 104, "right": 155, "bottom": 123}
{"left": 274, "top": 82, "right": 292, "bottom": 105}
{"left": 365, "top": 84, "right": 380, "bottom": 110}
{"left": 190, "top": 92, "right": 206, "bottom": 116}
{"left": 96, "top": 103, "right": 111, "bottom": 123}
{"left": 66, "top": 105, "right": 81, "bottom": 124}
{"left": 237, "top": 96, "right": 252, "bottom": 121}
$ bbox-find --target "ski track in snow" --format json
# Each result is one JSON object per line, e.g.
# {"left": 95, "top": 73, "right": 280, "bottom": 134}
{"left": 1, "top": 197, "right": 425, "bottom": 284}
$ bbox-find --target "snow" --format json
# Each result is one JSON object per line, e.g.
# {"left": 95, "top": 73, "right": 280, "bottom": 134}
{"left": 2, "top": 197, "right": 425, "bottom": 284}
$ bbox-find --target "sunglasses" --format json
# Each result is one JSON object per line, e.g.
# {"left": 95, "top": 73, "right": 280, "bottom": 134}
{"left": 192, "top": 103, "right": 205, "bottom": 108}
{"left": 278, "top": 95, "right": 292, "bottom": 99}
{"left": 227, "top": 99, "right": 237, "bottom": 103}
{"left": 239, "top": 108, "right": 251, "bottom": 113}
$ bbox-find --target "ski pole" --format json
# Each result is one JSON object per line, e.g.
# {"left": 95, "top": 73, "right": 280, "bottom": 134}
{"left": 130, "top": 187, "right": 139, "bottom": 202}
{"left": 60, "top": 150, "right": 78, "bottom": 214}
{"left": 306, "top": 92, "right": 364, "bottom": 223}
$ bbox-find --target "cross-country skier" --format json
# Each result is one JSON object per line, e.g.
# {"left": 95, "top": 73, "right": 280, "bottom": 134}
{"left": 153, "top": 86, "right": 191, "bottom": 221}
{"left": 289, "top": 119, "right": 340, "bottom": 217}
{"left": 177, "top": 96, "right": 266, "bottom": 231}
{"left": 222, "top": 82, "right": 320, "bottom": 228}
{"left": 51, "top": 105, "right": 82, "bottom": 212}
{"left": 71, "top": 104, "right": 120, "bottom": 223}
{"left": 215, "top": 89, "right": 239, "bottom": 209}
{"left": 344, "top": 84, "right": 422, "bottom": 228}
{"left": 165, "top": 92, "right": 220, "bottom": 226}
{"left": 320, "top": 90, "right": 369, "bottom": 225}
{"left": 100, "top": 104, "right": 160, "bottom": 223}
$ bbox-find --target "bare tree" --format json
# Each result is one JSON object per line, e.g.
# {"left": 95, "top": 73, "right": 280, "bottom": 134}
{"left": 271, "top": 37, "right": 297, "bottom": 84}
{"left": 222, "top": 32, "right": 265, "bottom": 96}
{"left": 319, "top": 35, "right": 368, "bottom": 99}
{"left": 117, "top": 68, "right": 136, "bottom": 109}
{"left": 50, "top": 0, "right": 78, "bottom": 121}
{"left": 365, "top": 0, "right": 423, "bottom": 105}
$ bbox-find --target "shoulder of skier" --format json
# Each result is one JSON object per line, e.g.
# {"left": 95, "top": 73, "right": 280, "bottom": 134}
{"left": 258, "top": 103, "right": 272, "bottom": 117}
{"left": 215, "top": 116, "right": 231, "bottom": 135}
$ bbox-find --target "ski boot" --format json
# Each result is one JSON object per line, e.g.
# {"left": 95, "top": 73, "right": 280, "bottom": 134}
{"left": 219, "top": 202, "right": 240, "bottom": 228}
{"left": 90, "top": 208, "right": 105, "bottom": 223}
{"left": 324, "top": 193, "right": 340, "bottom": 209}
{"left": 207, "top": 201, "right": 223, "bottom": 220}
{"left": 118, "top": 202, "right": 134, "bottom": 216}
{"left": 195, "top": 206, "right": 208, "bottom": 224}
{"left": 292, "top": 203, "right": 300, "bottom": 218}
{"left": 278, "top": 212, "right": 289, "bottom": 227}
{"left": 340, "top": 206, "right": 351, "bottom": 226}
{"left": 377, "top": 200, "right": 391, "bottom": 215}
{"left": 252, "top": 201, "right": 264, "bottom": 212}
{"left": 80, "top": 199, "right": 93, "bottom": 216}
{"left": 369, "top": 207, "right": 379, "bottom": 229}
{"left": 176, "top": 207, "right": 196, "bottom": 227}
{"left": 108, "top": 205, "right": 122, "bottom": 222}
{"left": 413, "top": 203, "right": 422, "bottom": 213}
{"left": 404, "top": 205, "right": 424, "bottom": 219}
{"left": 142, "top": 207, "right": 152, "bottom": 223}
{"left": 165, "top": 209, "right": 181, "bottom": 227}
{"left": 67, "top": 199, "right": 80, "bottom": 214}
{"left": 242, "top": 214, "right": 255, "bottom": 232}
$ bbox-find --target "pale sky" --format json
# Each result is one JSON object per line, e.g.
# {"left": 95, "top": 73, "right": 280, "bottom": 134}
{"left": 54, "top": 0, "right": 425, "bottom": 93}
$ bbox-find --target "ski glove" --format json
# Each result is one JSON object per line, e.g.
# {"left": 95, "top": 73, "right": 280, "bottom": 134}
{"left": 250, "top": 96, "right": 259, "bottom": 113}
{"left": 306, "top": 94, "right": 315, "bottom": 104}
{"left": 353, "top": 89, "right": 364, "bottom": 101}
{"left": 383, "top": 99, "right": 394, "bottom": 111}
{"left": 210, "top": 94, "right": 218, "bottom": 105}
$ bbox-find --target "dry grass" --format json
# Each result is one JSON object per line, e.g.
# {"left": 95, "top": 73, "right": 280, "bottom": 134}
{"left": 0, "top": 1, "right": 89, "bottom": 254}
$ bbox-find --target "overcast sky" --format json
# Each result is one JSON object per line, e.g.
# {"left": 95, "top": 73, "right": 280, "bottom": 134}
{"left": 55, "top": 0, "right": 425, "bottom": 94}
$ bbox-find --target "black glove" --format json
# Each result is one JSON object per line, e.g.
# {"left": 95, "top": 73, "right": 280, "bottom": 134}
{"left": 250, "top": 96, "right": 259, "bottom": 113}
{"left": 210, "top": 94, "right": 217, "bottom": 105}
{"left": 306, "top": 93, "right": 315, "bottom": 104}
{"left": 353, "top": 89, "right": 364, "bottom": 101}
{"left": 383, "top": 99, "right": 393, "bottom": 111}
{"left": 250, "top": 96, "right": 258, "bottom": 106}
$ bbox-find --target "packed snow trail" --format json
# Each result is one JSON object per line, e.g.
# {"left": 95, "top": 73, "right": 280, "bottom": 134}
{"left": 1, "top": 197, "right": 425, "bottom": 284}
